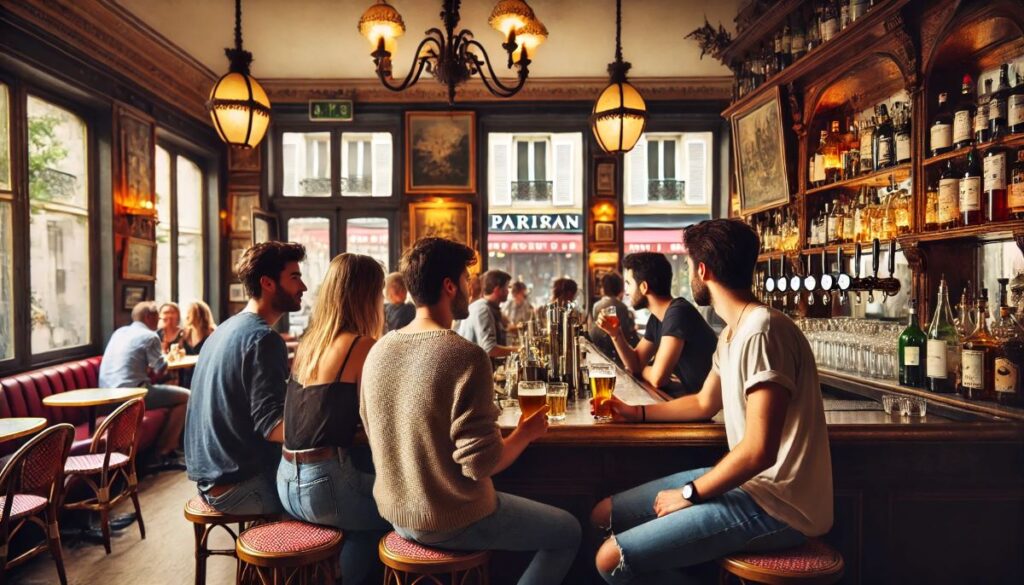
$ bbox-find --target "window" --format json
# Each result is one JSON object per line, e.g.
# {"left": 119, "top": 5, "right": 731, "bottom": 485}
{"left": 0, "top": 83, "right": 13, "bottom": 361}
{"left": 625, "top": 132, "right": 711, "bottom": 208}
{"left": 155, "top": 147, "right": 171, "bottom": 303}
{"left": 341, "top": 133, "right": 392, "bottom": 197}
{"left": 155, "top": 144, "right": 206, "bottom": 304}
{"left": 346, "top": 217, "right": 389, "bottom": 270}
{"left": 513, "top": 138, "right": 549, "bottom": 202}
{"left": 282, "top": 132, "right": 331, "bottom": 197}
{"left": 287, "top": 217, "right": 331, "bottom": 337}
{"left": 27, "top": 95, "right": 90, "bottom": 354}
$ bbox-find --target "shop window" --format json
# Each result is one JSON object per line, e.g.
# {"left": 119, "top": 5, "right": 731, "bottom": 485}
{"left": 155, "top": 145, "right": 206, "bottom": 305}
{"left": 0, "top": 83, "right": 13, "bottom": 361}
{"left": 287, "top": 216, "right": 331, "bottom": 336}
{"left": 346, "top": 217, "right": 389, "bottom": 270}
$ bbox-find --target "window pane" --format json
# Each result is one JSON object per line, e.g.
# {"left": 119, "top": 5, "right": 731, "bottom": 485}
{"left": 487, "top": 241, "right": 584, "bottom": 306}
{"left": 287, "top": 217, "right": 331, "bottom": 336}
{"left": 0, "top": 201, "right": 13, "bottom": 360}
{"left": 177, "top": 231, "right": 203, "bottom": 304}
{"left": 516, "top": 141, "right": 529, "bottom": 182}
{"left": 28, "top": 97, "right": 90, "bottom": 353}
{"left": 346, "top": 218, "right": 389, "bottom": 271}
{"left": 176, "top": 156, "right": 203, "bottom": 230}
{"left": 282, "top": 132, "right": 331, "bottom": 197}
{"left": 647, "top": 139, "right": 658, "bottom": 182}
{"left": 663, "top": 140, "right": 675, "bottom": 179}
{"left": 0, "top": 84, "right": 11, "bottom": 192}
{"left": 534, "top": 141, "right": 546, "bottom": 182}
{"left": 155, "top": 147, "right": 171, "bottom": 303}
{"left": 176, "top": 155, "right": 204, "bottom": 302}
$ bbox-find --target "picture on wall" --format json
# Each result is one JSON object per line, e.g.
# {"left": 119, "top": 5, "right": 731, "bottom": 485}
{"left": 405, "top": 111, "right": 476, "bottom": 194}
{"left": 595, "top": 222, "right": 616, "bottom": 242}
{"left": 251, "top": 208, "right": 278, "bottom": 245}
{"left": 408, "top": 201, "right": 472, "bottom": 246}
{"left": 730, "top": 85, "right": 790, "bottom": 215}
{"left": 122, "top": 285, "right": 147, "bottom": 310}
{"left": 228, "top": 283, "right": 246, "bottom": 303}
{"left": 231, "top": 191, "right": 258, "bottom": 232}
{"left": 122, "top": 237, "right": 157, "bottom": 281}
{"left": 228, "top": 144, "right": 261, "bottom": 172}
{"left": 595, "top": 157, "right": 616, "bottom": 196}
{"left": 119, "top": 107, "right": 155, "bottom": 212}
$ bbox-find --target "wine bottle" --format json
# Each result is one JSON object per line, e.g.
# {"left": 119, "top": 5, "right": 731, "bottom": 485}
{"left": 938, "top": 158, "right": 960, "bottom": 229}
{"left": 989, "top": 63, "right": 1010, "bottom": 139}
{"left": 874, "top": 104, "right": 894, "bottom": 169}
{"left": 927, "top": 276, "right": 960, "bottom": 393}
{"left": 930, "top": 92, "right": 953, "bottom": 157}
{"left": 953, "top": 75, "right": 976, "bottom": 149}
{"left": 984, "top": 146, "right": 1008, "bottom": 222}
{"left": 1010, "top": 63, "right": 1023, "bottom": 134}
{"left": 959, "top": 147, "right": 983, "bottom": 226}
{"left": 895, "top": 102, "right": 912, "bottom": 164}
{"left": 899, "top": 299, "right": 928, "bottom": 387}
{"left": 994, "top": 279, "right": 1024, "bottom": 407}
{"left": 975, "top": 78, "right": 992, "bottom": 145}
{"left": 1010, "top": 148, "right": 1024, "bottom": 220}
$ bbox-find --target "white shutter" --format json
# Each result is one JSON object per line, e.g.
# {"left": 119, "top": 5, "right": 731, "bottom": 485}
{"left": 370, "top": 133, "right": 393, "bottom": 197}
{"left": 625, "top": 135, "right": 648, "bottom": 205}
{"left": 551, "top": 133, "right": 579, "bottom": 207}
{"left": 684, "top": 137, "right": 708, "bottom": 206}
{"left": 489, "top": 133, "right": 513, "bottom": 206}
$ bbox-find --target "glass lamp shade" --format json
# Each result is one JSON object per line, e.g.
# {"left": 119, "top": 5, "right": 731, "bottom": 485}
{"left": 208, "top": 71, "right": 272, "bottom": 149}
{"left": 359, "top": 0, "right": 405, "bottom": 52}
{"left": 511, "top": 18, "right": 548, "bottom": 63}
{"left": 591, "top": 80, "right": 648, "bottom": 154}
{"left": 489, "top": 0, "right": 535, "bottom": 37}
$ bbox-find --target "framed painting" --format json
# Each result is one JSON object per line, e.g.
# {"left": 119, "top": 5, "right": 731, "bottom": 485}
{"left": 118, "top": 106, "right": 155, "bottom": 212}
{"left": 122, "top": 285, "right": 147, "bottom": 310}
{"left": 122, "top": 237, "right": 157, "bottom": 281}
{"left": 228, "top": 144, "right": 262, "bottom": 172}
{"left": 405, "top": 111, "right": 476, "bottom": 194}
{"left": 231, "top": 191, "right": 258, "bottom": 232}
{"left": 251, "top": 208, "right": 279, "bottom": 245}
{"left": 408, "top": 201, "right": 472, "bottom": 246}
{"left": 594, "top": 221, "right": 616, "bottom": 242}
{"left": 228, "top": 283, "right": 246, "bottom": 303}
{"left": 730, "top": 86, "right": 790, "bottom": 215}
{"left": 595, "top": 157, "right": 616, "bottom": 197}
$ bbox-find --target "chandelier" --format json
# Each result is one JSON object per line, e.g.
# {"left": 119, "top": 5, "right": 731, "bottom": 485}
{"left": 358, "top": 0, "right": 547, "bottom": 105}
{"left": 590, "top": 0, "right": 648, "bottom": 154}
{"left": 208, "top": 0, "right": 271, "bottom": 148}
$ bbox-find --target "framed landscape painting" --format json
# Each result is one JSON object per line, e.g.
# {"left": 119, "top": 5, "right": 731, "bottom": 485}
{"left": 405, "top": 111, "right": 476, "bottom": 194}
{"left": 408, "top": 201, "right": 472, "bottom": 246}
{"left": 122, "top": 237, "right": 157, "bottom": 281}
{"left": 730, "top": 86, "right": 790, "bottom": 215}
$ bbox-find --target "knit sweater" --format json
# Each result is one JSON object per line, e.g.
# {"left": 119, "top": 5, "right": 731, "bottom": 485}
{"left": 360, "top": 329, "right": 503, "bottom": 531}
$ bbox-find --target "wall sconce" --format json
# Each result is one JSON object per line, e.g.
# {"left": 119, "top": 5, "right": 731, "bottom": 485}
{"left": 592, "top": 201, "right": 617, "bottom": 223}
{"left": 589, "top": 251, "right": 619, "bottom": 266}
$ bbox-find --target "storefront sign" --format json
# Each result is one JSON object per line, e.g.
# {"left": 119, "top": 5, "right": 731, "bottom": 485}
{"left": 624, "top": 229, "right": 686, "bottom": 255}
{"left": 488, "top": 213, "right": 583, "bottom": 233}
{"left": 488, "top": 234, "right": 582, "bottom": 254}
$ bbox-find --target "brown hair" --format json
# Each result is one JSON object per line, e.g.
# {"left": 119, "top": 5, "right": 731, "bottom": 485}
{"left": 552, "top": 278, "right": 578, "bottom": 302}
{"left": 292, "top": 254, "right": 385, "bottom": 386}
{"left": 401, "top": 237, "right": 477, "bottom": 306}
{"left": 482, "top": 270, "right": 512, "bottom": 295}
{"left": 236, "top": 241, "right": 307, "bottom": 299}
{"left": 683, "top": 219, "right": 760, "bottom": 290}
{"left": 183, "top": 301, "right": 216, "bottom": 347}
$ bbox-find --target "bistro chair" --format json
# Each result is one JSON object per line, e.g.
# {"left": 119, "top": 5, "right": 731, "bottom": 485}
{"left": 0, "top": 423, "right": 75, "bottom": 585}
{"left": 62, "top": 397, "right": 146, "bottom": 554}
{"left": 718, "top": 538, "right": 844, "bottom": 585}
{"left": 183, "top": 494, "right": 275, "bottom": 585}
{"left": 378, "top": 530, "right": 490, "bottom": 585}
{"left": 235, "top": 519, "right": 343, "bottom": 585}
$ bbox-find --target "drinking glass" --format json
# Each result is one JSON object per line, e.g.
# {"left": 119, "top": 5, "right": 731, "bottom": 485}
{"left": 518, "top": 381, "right": 547, "bottom": 418}
{"left": 546, "top": 382, "right": 568, "bottom": 421}
{"left": 601, "top": 306, "right": 619, "bottom": 331}
{"left": 589, "top": 363, "right": 616, "bottom": 422}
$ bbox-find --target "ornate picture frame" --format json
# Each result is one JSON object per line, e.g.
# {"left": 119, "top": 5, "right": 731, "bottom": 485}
{"left": 251, "top": 207, "right": 279, "bottom": 246}
{"left": 231, "top": 190, "right": 258, "bottom": 233}
{"left": 730, "top": 85, "right": 790, "bottom": 215}
{"left": 228, "top": 144, "right": 262, "bottom": 172}
{"left": 117, "top": 105, "right": 156, "bottom": 213}
{"left": 595, "top": 157, "right": 616, "bottom": 197}
{"left": 122, "top": 237, "right": 157, "bottom": 281}
{"left": 228, "top": 283, "right": 246, "bottom": 303}
{"left": 408, "top": 200, "right": 473, "bottom": 246}
{"left": 122, "top": 285, "right": 147, "bottom": 310}
{"left": 405, "top": 111, "right": 476, "bottom": 194}
{"left": 594, "top": 221, "right": 616, "bottom": 242}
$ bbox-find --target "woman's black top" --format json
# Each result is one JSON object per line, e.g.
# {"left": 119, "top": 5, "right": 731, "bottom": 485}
{"left": 182, "top": 335, "right": 207, "bottom": 355}
{"left": 283, "top": 336, "right": 362, "bottom": 451}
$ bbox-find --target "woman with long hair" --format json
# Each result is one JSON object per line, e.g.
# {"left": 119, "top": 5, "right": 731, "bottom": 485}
{"left": 182, "top": 301, "right": 216, "bottom": 355}
{"left": 276, "top": 253, "right": 392, "bottom": 585}
{"left": 157, "top": 302, "right": 184, "bottom": 353}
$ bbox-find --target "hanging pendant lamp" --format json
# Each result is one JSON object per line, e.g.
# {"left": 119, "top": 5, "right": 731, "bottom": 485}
{"left": 590, "top": 0, "right": 647, "bottom": 154}
{"left": 208, "top": 0, "right": 271, "bottom": 149}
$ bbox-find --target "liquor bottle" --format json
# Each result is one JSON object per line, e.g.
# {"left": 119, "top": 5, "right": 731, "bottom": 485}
{"left": 1010, "top": 148, "right": 1024, "bottom": 219}
{"left": 849, "top": 0, "right": 868, "bottom": 23}
{"left": 927, "top": 276, "right": 960, "bottom": 393}
{"left": 961, "top": 289, "right": 998, "bottom": 400}
{"left": 841, "top": 197, "right": 856, "bottom": 242}
{"left": 874, "top": 104, "right": 894, "bottom": 170}
{"left": 984, "top": 145, "right": 1008, "bottom": 222}
{"left": 859, "top": 117, "right": 876, "bottom": 174}
{"left": 989, "top": 63, "right": 1010, "bottom": 139}
{"left": 823, "top": 120, "right": 844, "bottom": 183}
{"left": 994, "top": 278, "right": 1024, "bottom": 407}
{"left": 899, "top": 298, "right": 928, "bottom": 387}
{"left": 930, "top": 92, "right": 953, "bottom": 157}
{"left": 827, "top": 201, "right": 841, "bottom": 244}
{"left": 959, "top": 147, "right": 983, "bottom": 226}
{"left": 955, "top": 283, "right": 976, "bottom": 339}
{"left": 811, "top": 130, "right": 828, "bottom": 187}
{"left": 790, "top": 17, "right": 806, "bottom": 61}
{"left": 881, "top": 191, "right": 898, "bottom": 240}
{"left": 953, "top": 75, "right": 976, "bottom": 150}
{"left": 843, "top": 120, "right": 860, "bottom": 180}
{"left": 1010, "top": 64, "right": 1023, "bottom": 134}
{"left": 869, "top": 188, "right": 885, "bottom": 237}
{"left": 895, "top": 102, "right": 912, "bottom": 165}
{"left": 820, "top": 0, "right": 839, "bottom": 43}
{"left": 938, "top": 158, "right": 960, "bottom": 229}
{"left": 853, "top": 187, "right": 869, "bottom": 242}
{"left": 975, "top": 78, "right": 992, "bottom": 144}
{"left": 894, "top": 184, "right": 912, "bottom": 235}
{"left": 925, "top": 181, "right": 939, "bottom": 231}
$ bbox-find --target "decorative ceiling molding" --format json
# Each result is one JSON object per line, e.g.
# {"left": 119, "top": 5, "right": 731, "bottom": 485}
{"left": 262, "top": 76, "right": 733, "bottom": 104}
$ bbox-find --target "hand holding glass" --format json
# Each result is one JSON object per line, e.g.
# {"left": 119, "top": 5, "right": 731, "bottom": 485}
{"left": 518, "top": 381, "right": 547, "bottom": 419}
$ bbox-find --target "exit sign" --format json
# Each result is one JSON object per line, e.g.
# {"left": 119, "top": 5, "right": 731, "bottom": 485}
{"left": 308, "top": 100, "right": 353, "bottom": 122}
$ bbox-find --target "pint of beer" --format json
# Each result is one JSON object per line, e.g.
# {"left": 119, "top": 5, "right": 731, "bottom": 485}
{"left": 601, "top": 306, "right": 619, "bottom": 331}
{"left": 589, "top": 363, "right": 616, "bottom": 421}
{"left": 518, "top": 381, "right": 547, "bottom": 419}
{"left": 546, "top": 382, "right": 568, "bottom": 421}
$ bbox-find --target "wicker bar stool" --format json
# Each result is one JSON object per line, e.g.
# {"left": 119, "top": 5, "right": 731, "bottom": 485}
{"left": 379, "top": 531, "right": 490, "bottom": 585}
{"left": 183, "top": 495, "right": 274, "bottom": 585}
{"left": 235, "top": 520, "right": 343, "bottom": 585}
{"left": 719, "top": 538, "right": 844, "bottom": 585}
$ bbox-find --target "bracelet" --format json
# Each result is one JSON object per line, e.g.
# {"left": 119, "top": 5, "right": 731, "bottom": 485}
{"left": 641, "top": 405, "right": 646, "bottom": 423}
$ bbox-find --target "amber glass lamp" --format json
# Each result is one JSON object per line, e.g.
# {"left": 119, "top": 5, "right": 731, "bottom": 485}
{"left": 358, "top": 0, "right": 406, "bottom": 59}
{"left": 208, "top": 0, "right": 271, "bottom": 149}
{"left": 590, "top": 0, "right": 647, "bottom": 154}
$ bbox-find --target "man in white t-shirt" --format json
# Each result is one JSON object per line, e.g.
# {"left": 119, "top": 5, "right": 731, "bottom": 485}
{"left": 590, "top": 218, "right": 833, "bottom": 584}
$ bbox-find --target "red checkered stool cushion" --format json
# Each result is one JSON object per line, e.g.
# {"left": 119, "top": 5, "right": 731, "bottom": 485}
{"left": 239, "top": 520, "right": 341, "bottom": 555}
{"left": 379, "top": 531, "right": 491, "bottom": 577}
{"left": 0, "top": 494, "right": 47, "bottom": 520}
{"left": 720, "top": 538, "right": 844, "bottom": 585}
{"left": 64, "top": 452, "right": 129, "bottom": 473}
{"left": 186, "top": 495, "right": 217, "bottom": 515}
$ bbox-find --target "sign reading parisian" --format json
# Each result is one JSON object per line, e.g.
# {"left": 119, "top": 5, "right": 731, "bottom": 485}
{"left": 488, "top": 213, "right": 583, "bottom": 233}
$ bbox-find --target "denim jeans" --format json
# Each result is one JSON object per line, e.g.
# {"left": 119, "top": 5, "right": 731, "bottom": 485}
{"left": 200, "top": 470, "right": 283, "bottom": 516}
{"left": 277, "top": 448, "right": 391, "bottom": 585}
{"left": 600, "top": 467, "right": 806, "bottom": 585}
{"left": 146, "top": 384, "right": 190, "bottom": 455}
{"left": 395, "top": 491, "right": 581, "bottom": 585}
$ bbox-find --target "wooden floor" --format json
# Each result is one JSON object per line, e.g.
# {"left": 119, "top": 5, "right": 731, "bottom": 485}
{"left": 10, "top": 470, "right": 237, "bottom": 585}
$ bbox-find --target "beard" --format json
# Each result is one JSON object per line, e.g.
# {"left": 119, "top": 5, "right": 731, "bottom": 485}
{"left": 630, "top": 293, "right": 649, "bottom": 311}
{"left": 691, "top": 276, "right": 711, "bottom": 306}
{"left": 270, "top": 286, "right": 302, "bottom": 313}
{"left": 452, "top": 286, "right": 471, "bottom": 320}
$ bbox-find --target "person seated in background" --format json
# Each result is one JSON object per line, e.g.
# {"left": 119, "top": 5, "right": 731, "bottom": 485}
{"left": 590, "top": 272, "right": 639, "bottom": 361}
{"left": 451, "top": 273, "right": 482, "bottom": 332}
{"left": 278, "top": 254, "right": 392, "bottom": 585}
{"left": 185, "top": 241, "right": 307, "bottom": 515}
{"left": 98, "top": 301, "right": 190, "bottom": 467}
{"left": 502, "top": 281, "right": 534, "bottom": 326}
{"left": 591, "top": 219, "right": 832, "bottom": 584}
{"left": 157, "top": 302, "right": 184, "bottom": 353}
{"left": 535, "top": 277, "right": 582, "bottom": 327}
{"left": 458, "top": 269, "right": 518, "bottom": 358}
{"left": 177, "top": 301, "right": 217, "bottom": 388}
{"left": 596, "top": 252, "right": 717, "bottom": 398}
{"left": 361, "top": 238, "right": 580, "bottom": 585}
{"left": 383, "top": 271, "right": 416, "bottom": 332}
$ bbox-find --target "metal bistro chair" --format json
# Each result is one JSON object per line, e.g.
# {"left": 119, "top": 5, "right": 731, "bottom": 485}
{"left": 0, "top": 423, "right": 75, "bottom": 585}
{"left": 62, "top": 397, "right": 146, "bottom": 554}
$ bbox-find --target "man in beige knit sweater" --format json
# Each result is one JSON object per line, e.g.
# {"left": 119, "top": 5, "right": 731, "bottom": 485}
{"left": 361, "top": 237, "right": 581, "bottom": 585}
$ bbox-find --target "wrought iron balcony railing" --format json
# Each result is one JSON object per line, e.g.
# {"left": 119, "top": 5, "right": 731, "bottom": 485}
{"left": 299, "top": 177, "right": 331, "bottom": 196}
{"left": 341, "top": 176, "right": 373, "bottom": 194}
{"left": 511, "top": 180, "right": 553, "bottom": 202}
{"left": 647, "top": 179, "right": 685, "bottom": 202}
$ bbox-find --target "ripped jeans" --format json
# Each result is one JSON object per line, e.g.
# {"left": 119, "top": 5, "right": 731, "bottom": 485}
{"left": 599, "top": 467, "right": 806, "bottom": 585}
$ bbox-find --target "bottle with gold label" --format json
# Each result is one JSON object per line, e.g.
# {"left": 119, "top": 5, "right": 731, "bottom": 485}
{"left": 938, "top": 158, "right": 960, "bottom": 229}
{"left": 960, "top": 147, "right": 983, "bottom": 226}
{"left": 1010, "top": 148, "right": 1024, "bottom": 220}
{"left": 869, "top": 189, "right": 885, "bottom": 238}
{"left": 925, "top": 181, "right": 939, "bottom": 231}
{"left": 994, "top": 278, "right": 1023, "bottom": 407}
{"left": 853, "top": 187, "right": 869, "bottom": 242}
{"left": 894, "top": 184, "right": 912, "bottom": 235}
{"left": 960, "top": 289, "right": 997, "bottom": 401}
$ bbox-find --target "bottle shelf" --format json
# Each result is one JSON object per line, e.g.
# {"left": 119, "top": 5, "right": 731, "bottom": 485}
{"left": 805, "top": 163, "right": 912, "bottom": 196}
{"left": 922, "top": 133, "right": 1024, "bottom": 168}
{"left": 913, "top": 219, "right": 1024, "bottom": 244}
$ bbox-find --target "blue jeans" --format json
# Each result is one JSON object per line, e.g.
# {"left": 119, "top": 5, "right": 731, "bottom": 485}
{"left": 200, "top": 471, "right": 284, "bottom": 516}
{"left": 277, "top": 448, "right": 391, "bottom": 585}
{"left": 395, "top": 492, "right": 581, "bottom": 585}
{"left": 145, "top": 383, "right": 190, "bottom": 455}
{"left": 600, "top": 467, "right": 806, "bottom": 585}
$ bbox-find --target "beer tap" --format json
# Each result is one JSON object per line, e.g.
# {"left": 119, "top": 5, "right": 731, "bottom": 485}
{"left": 803, "top": 254, "right": 818, "bottom": 306}
{"left": 776, "top": 256, "right": 789, "bottom": 308}
{"left": 878, "top": 239, "right": 902, "bottom": 301}
{"left": 851, "top": 242, "right": 865, "bottom": 304}
{"left": 764, "top": 258, "right": 776, "bottom": 305}
{"left": 789, "top": 257, "right": 802, "bottom": 306}
{"left": 836, "top": 246, "right": 852, "bottom": 305}
{"left": 866, "top": 238, "right": 881, "bottom": 304}
{"left": 818, "top": 248, "right": 834, "bottom": 306}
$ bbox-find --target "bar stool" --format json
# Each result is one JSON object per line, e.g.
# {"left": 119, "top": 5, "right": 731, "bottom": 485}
{"left": 183, "top": 495, "right": 273, "bottom": 585}
{"left": 718, "top": 538, "right": 844, "bottom": 585}
{"left": 378, "top": 531, "right": 490, "bottom": 585}
{"left": 235, "top": 520, "right": 343, "bottom": 584}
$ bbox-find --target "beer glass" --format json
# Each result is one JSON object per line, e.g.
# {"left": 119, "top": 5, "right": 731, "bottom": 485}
{"left": 589, "top": 363, "right": 616, "bottom": 422}
{"left": 546, "top": 382, "right": 568, "bottom": 421}
{"left": 518, "top": 381, "right": 547, "bottom": 419}
{"left": 601, "top": 306, "right": 619, "bottom": 331}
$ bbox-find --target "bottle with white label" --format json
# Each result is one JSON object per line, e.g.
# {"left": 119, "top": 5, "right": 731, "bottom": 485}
{"left": 989, "top": 63, "right": 1010, "bottom": 139}
{"left": 895, "top": 103, "right": 912, "bottom": 164}
{"left": 938, "top": 159, "right": 960, "bottom": 229}
{"left": 930, "top": 92, "right": 953, "bottom": 157}
{"left": 859, "top": 118, "right": 875, "bottom": 175}
{"left": 960, "top": 147, "right": 983, "bottom": 226}
{"left": 953, "top": 75, "right": 976, "bottom": 150}
{"left": 927, "top": 276, "right": 959, "bottom": 393}
{"left": 975, "top": 78, "right": 992, "bottom": 144}
{"left": 1010, "top": 148, "right": 1024, "bottom": 220}
{"left": 960, "top": 289, "right": 997, "bottom": 401}
{"left": 1009, "top": 64, "right": 1023, "bottom": 134}
{"left": 984, "top": 147, "right": 1008, "bottom": 222}
{"left": 993, "top": 293, "right": 1023, "bottom": 408}
{"left": 899, "top": 299, "right": 927, "bottom": 387}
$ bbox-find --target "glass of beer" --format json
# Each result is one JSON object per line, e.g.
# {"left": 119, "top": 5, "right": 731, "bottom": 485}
{"left": 601, "top": 306, "right": 619, "bottom": 331}
{"left": 518, "top": 381, "right": 547, "bottom": 419}
{"left": 590, "top": 363, "right": 616, "bottom": 422}
{"left": 546, "top": 382, "right": 568, "bottom": 421}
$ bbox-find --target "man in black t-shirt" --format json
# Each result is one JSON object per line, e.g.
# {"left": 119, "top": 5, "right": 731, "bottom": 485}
{"left": 596, "top": 252, "right": 717, "bottom": 397}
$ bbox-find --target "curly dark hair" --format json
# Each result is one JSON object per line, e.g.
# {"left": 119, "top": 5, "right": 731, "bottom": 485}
{"left": 601, "top": 272, "right": 624, "bottom": 297}
{"left": 683, "top": 219, "right": 760, "bottom": 290}
{"left": 401, "top": 237, "right": 477, "bottom": 306}
{"left": 622, "top": 252, "right": 673, "bottom": 297}
{"left": 552, "top": 278, "right": 578, "bottom": 302}
{"left": 482, "top": 270, "right": 512, "bottom": 295}
{"left": 236, "top": 241, "right": 307, "bottom": 299}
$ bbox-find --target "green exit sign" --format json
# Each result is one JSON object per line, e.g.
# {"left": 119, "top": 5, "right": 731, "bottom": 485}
{"left": 308, "top": 100, "right": 353, "bottom": 122}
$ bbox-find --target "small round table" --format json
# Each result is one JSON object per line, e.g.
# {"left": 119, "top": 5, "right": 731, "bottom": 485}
{"left": 0, "top": 417, "right": 47, "bottom": 442}
{"left": 165, "top": 354, "right": 199, "bottom": 371}
{"left": 43, "top": 387, "right": 148, "bottom": 435}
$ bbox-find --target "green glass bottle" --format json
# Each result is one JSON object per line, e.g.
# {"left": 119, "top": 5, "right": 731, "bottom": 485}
{"left": 926, "top": 276, "right": 960, "bottom": 393}
{"left": 899, "top": 298, "right": 928, "bottom": 387}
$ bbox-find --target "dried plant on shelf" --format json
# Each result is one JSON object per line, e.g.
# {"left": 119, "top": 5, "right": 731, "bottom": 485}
{"left": 685, "top": 16, "right": 732, "bottom": 62}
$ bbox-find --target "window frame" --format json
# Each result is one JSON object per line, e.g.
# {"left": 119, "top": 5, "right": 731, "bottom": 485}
{"left": 155, "top": 138, "right": 209, "bottom": 305}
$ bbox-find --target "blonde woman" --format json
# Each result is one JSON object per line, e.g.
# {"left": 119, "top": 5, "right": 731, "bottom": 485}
{"left": 276, "top": 253, "right": 391, "bottom": 585}
{"left": 182, "top": 301, "right": 217, "bottom": 355}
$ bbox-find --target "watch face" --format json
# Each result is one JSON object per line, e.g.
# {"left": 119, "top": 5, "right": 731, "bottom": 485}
{"left": 682, "top": 483, "right": 694, "bottom": 500}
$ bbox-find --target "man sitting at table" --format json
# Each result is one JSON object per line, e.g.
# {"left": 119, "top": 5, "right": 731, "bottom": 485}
{"left": 185, "top": 241, "right": 307, "bottom": 515}
{"left": 596, "top": 252, "right": 716, "bottom": 398}
{"left": 98, "top": 301, "right": 191, "bottom": 468}
{"left": 458, "top": 269, "right": 518, "bottom": 358}
{"left": 590, "top": 219, "right": 833, "bottom": 584}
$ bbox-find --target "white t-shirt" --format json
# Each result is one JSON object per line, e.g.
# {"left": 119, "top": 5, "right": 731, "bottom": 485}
{"left": 714, "top": 306, "right": 833, "bottom": 537}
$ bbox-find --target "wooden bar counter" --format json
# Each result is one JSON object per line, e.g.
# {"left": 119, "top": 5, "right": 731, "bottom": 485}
{"left": 492, "top": 343, "right": 1024, "bottom": 584}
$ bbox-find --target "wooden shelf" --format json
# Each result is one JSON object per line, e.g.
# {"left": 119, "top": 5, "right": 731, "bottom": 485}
{"left": 922, "top": 133, "right": 1024, "bottom": 168}
{"left": 805, "top": 163, "right": 912, "bottom": 196}
{"left": 757, "top": 250, "right": 789, "bottom": 262}
{"left": 721, "top": 0, "right": 806, "bottom": 65}
{"left": 913, "top": 219, "right": 1024, "bottom": 244}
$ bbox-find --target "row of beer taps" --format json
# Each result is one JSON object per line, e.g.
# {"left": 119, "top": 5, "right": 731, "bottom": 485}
{"left": 756, "top": 238, "right": 902, "bottom": 306}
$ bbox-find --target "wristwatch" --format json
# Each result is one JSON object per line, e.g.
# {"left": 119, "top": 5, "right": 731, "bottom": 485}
{"left": 681, "top": 481, "right": 701, "bottom": 505}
